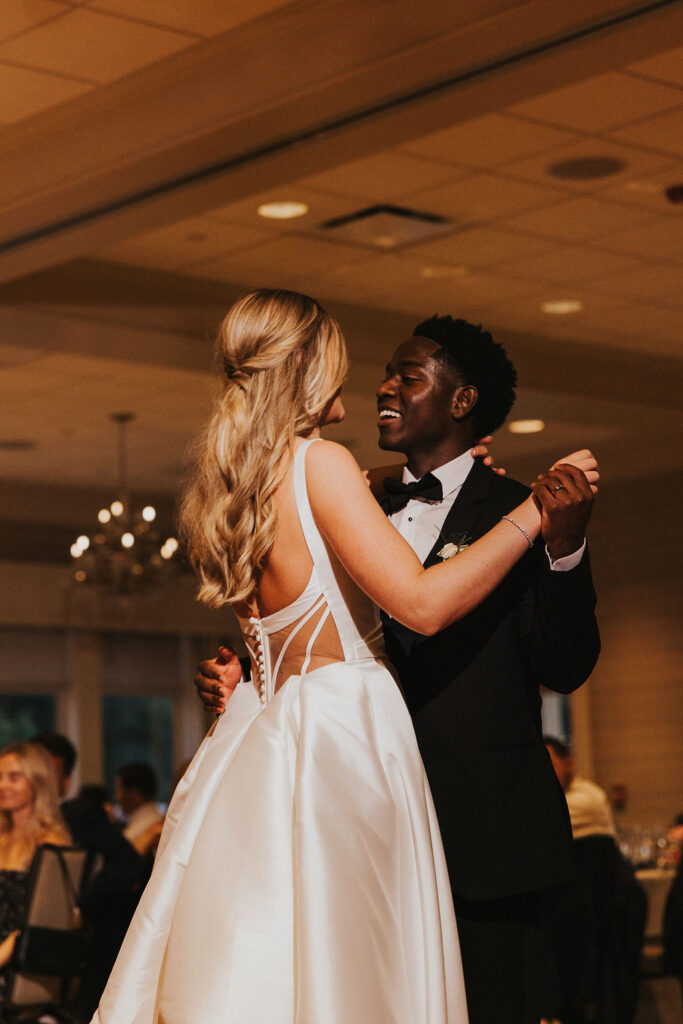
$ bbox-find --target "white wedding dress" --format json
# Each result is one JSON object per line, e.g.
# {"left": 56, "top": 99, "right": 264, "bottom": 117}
{"left": 93, "top": 439, "right": 468, "bottom": 1024}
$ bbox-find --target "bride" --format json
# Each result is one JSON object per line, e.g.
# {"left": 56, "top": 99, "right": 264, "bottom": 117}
{"left": 93, "top": 289, "right": 597, "bottom": 1024}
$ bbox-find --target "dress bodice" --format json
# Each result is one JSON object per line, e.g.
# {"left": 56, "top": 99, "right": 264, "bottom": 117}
{"left": 237, "top": 439, "right": 385, "bottom": 705}
{"left": 0, "top": 867, "right": 28, "bottom": 944}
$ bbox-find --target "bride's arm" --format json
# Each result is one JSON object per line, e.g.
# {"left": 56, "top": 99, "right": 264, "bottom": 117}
{"left": 308, "top": 440, "right": 546, "bottom": 635}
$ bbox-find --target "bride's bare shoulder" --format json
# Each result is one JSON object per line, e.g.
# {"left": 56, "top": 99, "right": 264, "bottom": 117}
{"left": 306, "top": 439, "right": 361, "bottom": 476}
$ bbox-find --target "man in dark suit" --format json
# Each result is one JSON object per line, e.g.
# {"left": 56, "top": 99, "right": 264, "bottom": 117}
{"left": 196, "top": 315, "right": 600, "bottom": 1024}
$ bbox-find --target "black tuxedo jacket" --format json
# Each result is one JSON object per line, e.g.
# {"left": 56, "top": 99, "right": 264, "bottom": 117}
{"left": 381, "top": 460, "right": 600, "bottom": 902}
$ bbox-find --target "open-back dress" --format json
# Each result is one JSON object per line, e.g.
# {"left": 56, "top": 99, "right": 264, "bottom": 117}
{"left": 93, "top": 438, "right": 468, "bottom": 1024}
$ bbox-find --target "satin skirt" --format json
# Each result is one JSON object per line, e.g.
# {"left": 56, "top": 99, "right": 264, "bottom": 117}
{"left": 93, "top": 660, "right": 468, "bottom": 1023}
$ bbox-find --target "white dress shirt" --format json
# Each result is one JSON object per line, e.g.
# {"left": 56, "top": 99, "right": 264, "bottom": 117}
{"left": 389, "top": 451, "right": 585, "bottom": 570}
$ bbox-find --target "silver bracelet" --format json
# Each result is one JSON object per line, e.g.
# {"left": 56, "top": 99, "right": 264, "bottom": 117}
{"left": 501, "top": 514, "right": 533, "bottom": 550}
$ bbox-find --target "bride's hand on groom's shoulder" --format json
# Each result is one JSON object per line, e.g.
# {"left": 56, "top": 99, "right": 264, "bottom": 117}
{"left": 471, "top": 435, "right": 505, "bottom": 475}
{"left": 362, "top": 436, "right": 505, "bottom": 496}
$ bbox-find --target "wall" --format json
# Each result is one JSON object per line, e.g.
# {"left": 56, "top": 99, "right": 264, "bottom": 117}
{"left": 573, "top": 471, "right": 682, "bottom": 830}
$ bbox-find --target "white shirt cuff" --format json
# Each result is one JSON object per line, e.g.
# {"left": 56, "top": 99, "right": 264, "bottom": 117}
{"left": 545, "top": 538, "right": 586, "bottom": 572}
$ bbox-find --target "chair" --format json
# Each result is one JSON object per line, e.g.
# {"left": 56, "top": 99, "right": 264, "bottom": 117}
{"left": 2, "top": 845, "right": 88, "bottom": 1024}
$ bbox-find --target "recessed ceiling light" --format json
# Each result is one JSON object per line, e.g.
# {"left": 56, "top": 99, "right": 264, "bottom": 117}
{"left": 420, "top": 265, "right": 469, "bottom": 279}
{"left": 541, "top": 299, "right": 583, "bottom": 315}
{"left": 257, "top": 201, "right": 309, "bottom": 220}
{"left": 508, "top": 419, "right": 545, "bottom": 434}
{"left": 625, "top": 180, "right": 660, "bottom": 194}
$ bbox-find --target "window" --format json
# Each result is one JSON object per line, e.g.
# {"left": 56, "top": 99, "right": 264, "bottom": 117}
{"left": 102, "top": 695, "right": 173, "bottom": 806}
{"left": 0, "top": 694, "right": 56, "bottom": 748}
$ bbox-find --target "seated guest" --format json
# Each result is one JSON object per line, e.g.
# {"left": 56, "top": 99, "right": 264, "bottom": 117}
{"left": 664, "top": 830, "right": 683, "bottom": 997}
{"left": 0, "top": 742, "right": 71, "bottom": 978}
{"left": 544, "top": 736, "right": 646, "bottom": 1024}
{"left": 33, "top": 734, "right": 148, "bottom": 1021}
{"left": 544, "top": 735, "right": 617, "bottom": 839}
{"left": 115, "top": 762, "right": 164, "bottom": 858}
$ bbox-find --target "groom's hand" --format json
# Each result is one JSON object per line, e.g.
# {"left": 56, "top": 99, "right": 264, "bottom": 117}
{"left": 532, "top": 464, "right": 595, "bottom": 560}
{"left": 194, "top": 646, "right": 241, "bottom": 715}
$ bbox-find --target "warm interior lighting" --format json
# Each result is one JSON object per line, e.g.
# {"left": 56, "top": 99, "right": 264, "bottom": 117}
{"left": 121, "top": 532, "right": 135, "bottom": 548}
{"left": 420, "top": 265, "right": 468, "bottom": 279}
{"left": 98, "top": 508, "right": 111, "bottom": 524}
{"left": 257, "top": 201, "right": 308, "bottom": 220}
{"left": 541, "top": 300, "right": 583, "bottom": 315}
{"left": 508, "top": 419, "right": 545, "bottom": 434}
{"left": 110, "top": 500, "right": 124, "bottom": 516}
{"left": 76, "top": 535, "right": 90, "bottom": 551}
{"left": 161, "top": 537, "right": 179, "bottom": 560}
{"left": 142, "top": 505, "right": 156, "bottom": 522}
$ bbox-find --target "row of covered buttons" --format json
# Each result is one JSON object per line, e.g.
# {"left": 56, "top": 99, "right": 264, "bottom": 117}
{"left": 249, "top": 617, "right": 267, "bottom": 705}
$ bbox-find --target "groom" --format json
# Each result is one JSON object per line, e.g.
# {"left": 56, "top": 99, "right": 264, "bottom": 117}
{"left": 195, "top": 315, "right": 600, "bottom": 1024}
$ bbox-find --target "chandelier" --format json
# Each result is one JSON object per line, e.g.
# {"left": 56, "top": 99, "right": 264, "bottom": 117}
{"left": 70, "top": 413, "right": 179, "bottom": 592}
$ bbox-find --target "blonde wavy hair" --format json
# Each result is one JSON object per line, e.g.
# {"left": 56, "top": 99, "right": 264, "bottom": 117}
{"left": 180, "top": 289, "right": 348, "bottom": 608}
{"left": 0, "top": 742, "right": 71, "bottom": 867}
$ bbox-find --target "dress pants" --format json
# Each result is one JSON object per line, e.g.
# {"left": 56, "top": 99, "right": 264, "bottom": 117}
{"left": 454, "top": 888, "right": 561, "bottom": 1024}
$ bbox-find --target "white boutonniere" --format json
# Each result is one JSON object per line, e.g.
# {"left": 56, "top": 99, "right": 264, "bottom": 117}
{"left": 437, "top": 532, "right": 471, "bottom": 560}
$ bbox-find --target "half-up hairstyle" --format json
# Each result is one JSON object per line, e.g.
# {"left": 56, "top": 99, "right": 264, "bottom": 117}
{"left": 0, "top": 742, "right": 71, "bottom": 865}
{"left": 180, "top": 289, "right": 347, "bottom": 608}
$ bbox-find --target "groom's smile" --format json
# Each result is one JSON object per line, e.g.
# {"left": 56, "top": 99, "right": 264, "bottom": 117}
{"left": 376, "top": 336, "right": 467, "bottom": 476}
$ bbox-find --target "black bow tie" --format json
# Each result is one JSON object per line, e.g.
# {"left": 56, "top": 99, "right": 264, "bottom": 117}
{"left": 380, "top": 472, "right": 443, "bottom": 514}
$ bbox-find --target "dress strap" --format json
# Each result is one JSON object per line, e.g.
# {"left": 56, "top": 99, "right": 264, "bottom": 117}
{"left": 292, "top": 439, "right": 359, "bottom": 658}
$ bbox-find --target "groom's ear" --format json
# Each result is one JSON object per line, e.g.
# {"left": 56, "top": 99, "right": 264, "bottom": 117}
{"left": 450, "top": 385, "right": 478, "bottom": 421}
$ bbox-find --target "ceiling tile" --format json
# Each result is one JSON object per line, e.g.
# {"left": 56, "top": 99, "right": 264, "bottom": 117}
{"left": 298, "top": 152, "right": 464, "bottom": 203}
{"left": 485, "top": 290, "right": 624, "bottom": 338}
{"left": 659, "top": 289, "right": 683, "bottom": 309}
{"left": 578, "top": 302, "right": 682, "bottom": 355}
{"left": 628, "top": 44, "right": 683, "bottom": 88}
{"left": 0, "top": 61, "right": 92, "bottom": 123}
{"left": 588, "top": 262, "right": 683, "bottom": 300}
{"left": 87, "top": 0, "right": 291, "bottom": 37}
{"left": 400, "top": 225, "right": 552, "bottom": 270}
{"left": 410, "top": 172, "right": 565, "bottom": 226}
{"left": 187, "top": 235, "right": 368, "bottom": 286}
{"left": 500, "top": 197, "right": 653, "bottom": 242}
{"left": 99, "top": 218, "right": 270, "bottom": 273}
{"left": 612, "top": 109, "right": 683, "bottom": 159}
{"left": 596, "top": 164, "right": 683, "bottom": 214}
{"left": 504, "top": 137, "right": 672, "bottom": 193}
{"left": 507, "top": 72, "right": 682, "bottom": 132}
{"left": 502, "top": 245, "right": 645, "bottom": 285}
{"left": 399, "top": 112, "right": 575, "bottom": 169}
{"left": 314, "top": 255, "right": 537, "bottom": 315}
{"left": 593, "top": 217, "right": 683, "bottom": 260}
{"left": 0, "top": 7, "right": 196, "bottom": 83}
{"left": 0, "top": 0, "right": 69, "bottom": 44}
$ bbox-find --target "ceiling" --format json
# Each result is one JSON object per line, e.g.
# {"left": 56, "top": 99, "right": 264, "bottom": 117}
{"left": 0, "top": 0, "right": 681, "bottom": 548}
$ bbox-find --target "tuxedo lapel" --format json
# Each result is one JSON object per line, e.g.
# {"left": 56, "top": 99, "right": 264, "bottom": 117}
{"left": 423, "top": 460, "right": 495, "bottom": 568}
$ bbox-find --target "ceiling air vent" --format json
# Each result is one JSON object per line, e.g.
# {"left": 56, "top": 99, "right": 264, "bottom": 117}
{"left": 319, "top": 204, "right": 451, "bottom": 251}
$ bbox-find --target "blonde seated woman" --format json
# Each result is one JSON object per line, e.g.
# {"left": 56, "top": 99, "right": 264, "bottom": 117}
{"left": 93, "top": 290, "right": 598, "bottom": 1024}
{"left": 0, "top": 742, "right": 71, "bottom": 973}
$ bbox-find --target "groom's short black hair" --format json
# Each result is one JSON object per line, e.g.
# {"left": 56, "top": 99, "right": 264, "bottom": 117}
{"left": 412, "top": 315, "right": 517, "bottom": 437}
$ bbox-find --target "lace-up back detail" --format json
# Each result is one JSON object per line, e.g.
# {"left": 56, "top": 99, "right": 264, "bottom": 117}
{"left": 237, "top": 439, "right": 385, "bottom": 704}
